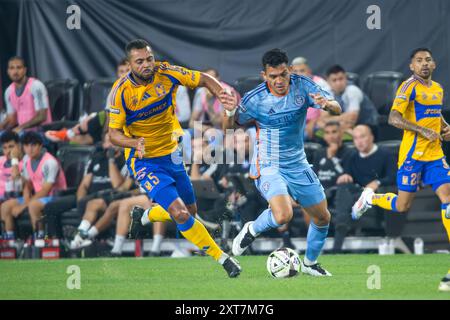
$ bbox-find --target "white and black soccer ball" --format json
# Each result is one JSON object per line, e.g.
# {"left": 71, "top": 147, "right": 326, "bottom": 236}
{"left": 266, "top": 247, "right": 301, "bottom": 278}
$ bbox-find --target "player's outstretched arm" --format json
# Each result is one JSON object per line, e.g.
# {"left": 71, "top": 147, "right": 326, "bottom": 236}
{"left": 109, "top": 128, "right": 145, "bottom": 159}
{"left": 309, "top": 93, "right": 342, "bottom": 115}
{"left": 389, "top": 110, "right": 440, "bottom": 141}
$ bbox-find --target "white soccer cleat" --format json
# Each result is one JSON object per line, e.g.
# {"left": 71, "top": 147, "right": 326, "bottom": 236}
{"left": 352, "top": 188, "right": 374, "bottom": 220}
{"left": 70, "top": 233, "right": 92, "bottom": 250}
{"left": 439, "top": 278, "right": 450, "bottom": 292}
{"left": 301, "top": 260, "right": 332, "bottom": 277}
{"left": 232, "top": 221, "right": 258, "bottom": 256}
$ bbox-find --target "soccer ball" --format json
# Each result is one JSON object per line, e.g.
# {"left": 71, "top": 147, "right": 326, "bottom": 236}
{"left": 266, "top": 247, "right": 301, "bottom": 278}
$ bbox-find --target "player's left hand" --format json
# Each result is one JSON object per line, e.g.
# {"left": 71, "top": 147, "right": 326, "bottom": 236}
{"left": 441, "top": 126, "right": 450, "bottom": 141}
{"left": 136, "top": 137, "right": 145, "bottom": 159}
{"left": 219, "top": 89, "right": 238, "bottom": 112}
{"left": 309, "top": 93, "right": 328, "bottom": 109}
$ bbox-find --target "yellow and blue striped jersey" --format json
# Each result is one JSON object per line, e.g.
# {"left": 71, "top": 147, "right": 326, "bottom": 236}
{"left": 391, "top": 76, "right": 444, "bottom": 167}
{"left": 108, "top": 62, "right": 201, "bottom": 160}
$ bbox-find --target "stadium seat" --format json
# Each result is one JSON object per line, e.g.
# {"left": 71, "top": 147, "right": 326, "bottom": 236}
{"left": 346, "top": 72, "right": 360, "bottom": 87}
{"left": 377, "top": 140, "right": 401, "bottom": 160}
{"left": 44, "top": 79, "right": 80, "bottom": 121}
{"left": 234, "top": 76, "right": 263, "bottom": 97}
{"left": 57, "top": 145, "right": 96, "bottom": 189}
{"left": 304, "top": 142, "right": 323, "bottom": 163}
{"left": 82, "top": 78, "right": 115, "bottom": 115}
{"left": 363, "top": 71, "right": 404, "bottom": 115}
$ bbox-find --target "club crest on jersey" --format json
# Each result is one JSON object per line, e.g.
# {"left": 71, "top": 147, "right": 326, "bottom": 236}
{"left": 155, "top": 83, "right": 167, "bottom": 97}
{"left": 135, "top": 168, "right": 147, "bottom": 181}
{"left": 262, "top": 182, "right": 270, "bottom": 193}
{"left": 294, "top": 95, "right": 305, "bottom": 107}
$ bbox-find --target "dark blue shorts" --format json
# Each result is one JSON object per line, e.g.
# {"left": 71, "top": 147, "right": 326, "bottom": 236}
{"left": 397, "top": 157, "right": 450, "bottom": 192}
{"left": 128, "top": 152, "right": 196, "bottom": 211}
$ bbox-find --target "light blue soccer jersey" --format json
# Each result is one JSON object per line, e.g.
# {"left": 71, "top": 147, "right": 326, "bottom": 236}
{"left": 236, "top": 74, "right": 333, "bottom": 178}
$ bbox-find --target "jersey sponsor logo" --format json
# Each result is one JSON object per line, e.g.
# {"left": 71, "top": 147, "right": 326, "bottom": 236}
{"left": 294, "top": 95, "right": 305, "bottom": 107}
{"left": 424, "top": 108, "right": 440, "bottom": 115}
{"left": 109, "top": 108, "right": 120, "bottom": 114}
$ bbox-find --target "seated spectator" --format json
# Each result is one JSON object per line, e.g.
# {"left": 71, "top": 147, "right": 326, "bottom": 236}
{"left": 190, "top": 68, "right": 240, "bottom": 130}
{"left": 0, "top": 131, "right": 66, "bottom": 242}
{"left": 175, "top": 85, "right": 192, "bottom": 129}
{"left": 317, "top": 65, "right": 378, "bottom": 138}
{"left": 1, "top": 56, "right": 52, "bottom": 133}
{"left": 312, "top": 121, "right": 352, "bottom": 205}
{"left": 291, "top": 56, "right": 333, "bottom": 141}
{"left": 45, "top": 58, "right": 131, "bottom": 144}
{"left": 0, "top": 131, "right": 23, "bottom": 203}
{"left": 332, "top": 125, "right": 396, "bottom": 252}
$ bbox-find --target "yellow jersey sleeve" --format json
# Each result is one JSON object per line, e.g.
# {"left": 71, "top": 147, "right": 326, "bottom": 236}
{"left": 391, "top": 79, "right": 416, "bottom": 115}
{"left": 157, "top": 62, "right": 201, "bottom": 89}
{"left": 108, "top": 79, "right": 128, "bottom": 130}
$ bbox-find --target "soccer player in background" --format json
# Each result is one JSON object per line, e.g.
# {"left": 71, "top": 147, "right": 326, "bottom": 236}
{"left": 108, "top": 39, "right": 241, "bottom": 277}
{"left": 351, "top": 48, "right": 450, "bottom": 292}
{"left": 223, "top": 48, "right": 342, "bottom": 276}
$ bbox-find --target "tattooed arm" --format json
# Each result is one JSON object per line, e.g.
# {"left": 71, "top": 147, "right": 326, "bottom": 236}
{"left": 388, "top": 110, "right": 440, "bottom": 141}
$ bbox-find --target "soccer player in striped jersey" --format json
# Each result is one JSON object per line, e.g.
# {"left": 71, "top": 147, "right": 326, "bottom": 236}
{"left": 223, "top": 49, "right": 342, "bottom": 276}
{"left": 351, "top": 48, "right": 450, "bottom": 291}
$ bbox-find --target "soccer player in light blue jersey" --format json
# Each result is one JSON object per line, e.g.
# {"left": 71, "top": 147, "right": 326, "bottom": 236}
{"left": 223, "top": 49, "right": 342, "bottom": 276}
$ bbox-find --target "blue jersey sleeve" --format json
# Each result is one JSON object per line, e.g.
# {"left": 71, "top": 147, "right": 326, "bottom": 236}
{"left": 301, "top": 77, "right": 334, "bottom": 109}
{"left": 236, "top": 95, "right": 256, "bottom": 125}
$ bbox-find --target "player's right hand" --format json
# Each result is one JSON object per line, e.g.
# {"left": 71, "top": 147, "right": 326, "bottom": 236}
{"left": 136, "top": 137, "right": 145, "bottom": 159}
{"left": 420, "top": 127, "right": 441, "bottom": 141}
{"left": 219, "top": 89, "right": 237, "bottom": 111}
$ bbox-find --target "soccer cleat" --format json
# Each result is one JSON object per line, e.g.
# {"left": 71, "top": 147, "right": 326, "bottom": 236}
{"left": 232, "top": 221, "right": 258, "bottom": 256}
{"left": 222, "top": 256, "right": 242, "bottom": 278}
{"left": 301, "top": 261, "right": 332, "bottom": 277}
{"left": 438, "top": 277, "right": 450, "bottom": 292}
{"left": 45, "top": 129, "right": 69, "bottom": 142}
{"left": 352, "top": 188, "right": 374, "bottom": 220}
{"left": 69, "top": 232, "right": 92, "bottom": 250}
{"left": 128, "top": 206, "right": 147, "bottom": 239}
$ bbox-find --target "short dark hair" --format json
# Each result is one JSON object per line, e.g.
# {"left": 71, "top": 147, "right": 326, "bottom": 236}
{"left": 8, "top": 56, "right": 26, "bottom": 68}
{"left": 262, "top": 49, "right": 289, "bottom": 70}
{"left": 118, "top": 57, "right": 128, "bottom": 67}
{"left": 324, "top": 121, "right": 341, "bottom": 129}
{"left": 125, "top": 39, "right": 152, "bottom": 58}
{"left": 410, "top": 47, "right": 432, "bottom": 59}
{"left": 0, "top": 131, "right": 19, "bottom": 145}
{"left": 21, "top": 131, "right": 43, "bottom": 146}
{"left": 326, "top": 65, "right": 346, "bottom": 77}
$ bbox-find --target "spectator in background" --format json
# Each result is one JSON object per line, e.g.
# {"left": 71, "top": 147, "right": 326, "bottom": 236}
{"left": 1, "top": 56, "right": 52, "bottom": 133}
{"left": 190, "top": 68, "right": 240, "bottom": 130}
{"left": 175, "top": 85, "right": 192, "bottom": 129}
{"left": 0, "top": 131, "right": 23, "bottom": 203}
{"left": 312, "top": 121, "right": 352, "bottom": 207}
{"left": 291, "top": 57, "right": 333, "bottom": 141}
{"left": 332, "top": 125, "right": 396, "bottom": 252}
{"left": 317, "top": 65, "right": 378, "bottom": 138}
{"left": 0, "top": 132, "right": 66, "bottom": 243}
{"left": 45, "top": 58, "right": 131, "bottom": 144}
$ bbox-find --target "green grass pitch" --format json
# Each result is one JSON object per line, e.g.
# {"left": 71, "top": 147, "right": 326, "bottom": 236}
{"left": 0, "top": 254, "right": 449, "bottom": 300}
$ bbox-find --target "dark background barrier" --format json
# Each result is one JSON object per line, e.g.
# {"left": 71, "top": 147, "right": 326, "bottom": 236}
{"left": 1, "top": 0, "right": 450, "bottom": 94}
